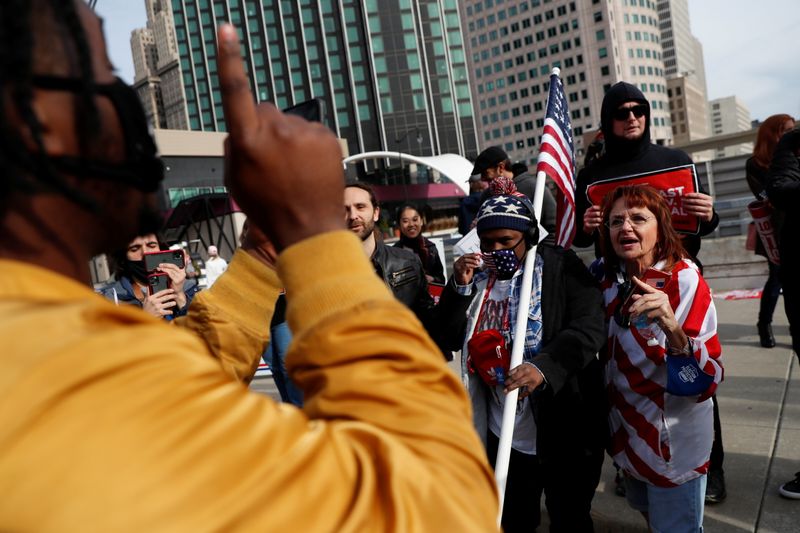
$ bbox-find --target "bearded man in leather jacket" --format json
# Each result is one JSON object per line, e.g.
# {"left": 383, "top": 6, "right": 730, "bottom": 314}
{"left": 344, "top": 184, "right": 437, "bottom": 331}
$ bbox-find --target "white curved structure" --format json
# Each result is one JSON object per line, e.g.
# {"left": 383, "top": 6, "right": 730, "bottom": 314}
{"left": 343, "top": 151, "right": 473, "bottom": 195}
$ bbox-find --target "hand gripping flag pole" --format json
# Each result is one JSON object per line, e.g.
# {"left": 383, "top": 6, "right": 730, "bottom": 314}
{"left": 494, "top": 67, "right": 575, "bottom": 525}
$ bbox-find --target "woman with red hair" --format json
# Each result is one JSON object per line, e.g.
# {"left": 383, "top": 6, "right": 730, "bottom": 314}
{"left": 746, "top": 114, "right": 795, "bottom": 347}
{"left": 597, "top": 185, "right": 723, "bottom": 532}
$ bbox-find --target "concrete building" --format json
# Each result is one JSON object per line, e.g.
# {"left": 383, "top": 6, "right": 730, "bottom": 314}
{"left": 657, "top": 0, "right": 710, "bottom": 151}
{"left": 461, "top": 0, "right": 674, "bottom": 164}
{"left": 666, "top": 75, "right": 714, "bottom": 161}
{"left": 131, "top": 27, "right": 165, "bottom": 128}
{"left": 666, "top": 76, "right": 706, "bottom": 143}
{"left": 710, "top": 95, "right": 753, "bottom": 158}
{"left": 131, "top": 26, "right": 158, "bottom": 79}
{"left": 130, "top": 0, "right": 189, "bottom": 130}
{"left": 657, "top": 0, "right": 706, "bottom": 90}
{"left": 161, "top": 0, "right": 477, "bottom": 173}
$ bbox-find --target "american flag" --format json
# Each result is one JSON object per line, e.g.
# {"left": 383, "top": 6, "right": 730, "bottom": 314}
{"left": 535, "top": 71, "right": 576, "bottom": 249}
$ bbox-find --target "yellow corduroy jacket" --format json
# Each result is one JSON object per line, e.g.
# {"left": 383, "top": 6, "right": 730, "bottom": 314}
{"left": 0, "top": 231, "right": 498, "bottom": 532}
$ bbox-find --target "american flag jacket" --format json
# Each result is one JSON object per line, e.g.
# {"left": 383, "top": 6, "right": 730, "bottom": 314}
{"left": 601, "top": 258, "right": 723, "bottom": 487}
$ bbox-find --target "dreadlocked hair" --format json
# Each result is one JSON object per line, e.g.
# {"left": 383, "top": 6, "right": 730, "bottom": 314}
{"left": 0, "top": 0, "right": 100, "bottom": 213}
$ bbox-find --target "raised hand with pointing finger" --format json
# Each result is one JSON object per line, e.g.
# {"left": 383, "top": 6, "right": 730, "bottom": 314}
{"left": 217, "top": 24, "right": 344, "bottom": 252}
{"left": 628, "top": 276, "right": 688, "bottom": 352}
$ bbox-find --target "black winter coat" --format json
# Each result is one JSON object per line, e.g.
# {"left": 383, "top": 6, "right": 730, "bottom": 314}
{"left": 436, "top": 244, "right": 608, "bottom": 462}
{"left": 394, "top": 236, "right": 446, "bottom": 284}
{"left": 371, "top": 241, "right": 452, "bottom": 360}
{"left": 372, "top": 240, "right": 434, "bottom": 317}
{"left": 574, "top": 82, "right": 719, "bottom": 261}
{"left": 766, "top": 129, "right": 800, "bottom": 265}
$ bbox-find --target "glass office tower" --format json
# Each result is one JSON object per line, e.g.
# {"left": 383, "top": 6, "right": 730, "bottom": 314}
{"left": 168, "top": 0, "right": 478, "bottom": 161}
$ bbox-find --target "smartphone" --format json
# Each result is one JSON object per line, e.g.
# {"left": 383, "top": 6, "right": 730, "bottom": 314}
{"left": 147, "top": 272, "right": 171, "bottom": 295}
{"left": 619, "top": 268, "right": 670, "bottom": 321}
{"left": 283, "top": 97, "right": 326, "bottom": 123}
{"left": 619, "top": 283, "right": 637, "bottom": 316}
{"left": 624, "top": 268, "right": 669, "bottom": 303}
{"left": 144, "top": 250, "right": 185, "bottom": 272}
{"left": 641, "top": 267, "right": 670, "bottom": 290}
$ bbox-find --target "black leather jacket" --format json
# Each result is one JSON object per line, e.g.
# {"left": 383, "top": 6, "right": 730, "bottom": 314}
{"left": 371, "top": 241, "right": 435, "bottom": 322}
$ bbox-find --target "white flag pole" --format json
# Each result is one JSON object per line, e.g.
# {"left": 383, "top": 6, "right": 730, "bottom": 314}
{"left": 494, "top": 67, "right": 560, "bottom": 525}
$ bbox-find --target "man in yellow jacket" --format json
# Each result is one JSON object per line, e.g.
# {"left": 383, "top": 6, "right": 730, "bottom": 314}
{"left": 0, "top": 1, "right": 498, "bottom": 531}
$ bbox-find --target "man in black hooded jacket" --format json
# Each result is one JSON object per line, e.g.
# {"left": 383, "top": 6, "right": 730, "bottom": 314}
{"left": 573, "top": 82, "right": 727, "bottom": 504}
{"left": 574, "top": 82, "right": 718, "bottom": 258}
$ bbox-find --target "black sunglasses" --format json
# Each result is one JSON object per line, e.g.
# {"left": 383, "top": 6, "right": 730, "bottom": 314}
{"left": 612, "top": 104, "right": 647, "bottom": 121}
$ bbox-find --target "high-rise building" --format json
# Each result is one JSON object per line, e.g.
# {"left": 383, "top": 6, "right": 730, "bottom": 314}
{"left": 657, "top": 0, "right": 710, "bottom": 147}
{"left": 657, "top": 0, "right": 705, "bottom": 88}
{"left": 131, "top": 0, "right": 189, "bottom": 130}
{"left": 461, "top": 0, "right": 674, "bottom": 165}
{"left": 160, "top": 0, "right": 477, "bottom": 167}
{"left": 131, "top": 27, "right": 164, "bottom": 128}
{"left": 665, "top": 76, "right": 710, "bottom": 157}
{"left": 709, "top": 95, "right": 753, "bottom": 158}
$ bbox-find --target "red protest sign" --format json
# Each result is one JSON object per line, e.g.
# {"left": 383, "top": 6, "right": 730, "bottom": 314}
{"left": 586, "top": 164, "right": 701, "bottom": 234}
{"left": 748, "top": 200, "right": 780, "bottom": 264}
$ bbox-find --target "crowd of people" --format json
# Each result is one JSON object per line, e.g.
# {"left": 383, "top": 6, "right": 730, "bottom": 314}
{"left": 2, "top": 1, "right": 799, "bottom": 531}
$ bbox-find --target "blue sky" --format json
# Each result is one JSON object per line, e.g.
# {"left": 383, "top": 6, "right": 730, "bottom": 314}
{"left": 687, "top": 0, "right": 800, "bottom": 121}
{"left": 99, "top": 0, "right": 799, "bottom": 123}
{"left": 96, "top": 0, "right": 145, "bottom": 82}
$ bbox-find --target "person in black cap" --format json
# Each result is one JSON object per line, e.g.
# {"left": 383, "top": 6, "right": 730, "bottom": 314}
{"left": 573, "top": 81, "right": 726, "bottom": 504}
{"left": 471, "top": 146, "right": 557, "bottom": 241}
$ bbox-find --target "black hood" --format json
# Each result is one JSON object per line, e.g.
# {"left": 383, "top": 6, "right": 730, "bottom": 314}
{"left": 600, "top": 82, "right": 651, "bottom": 160}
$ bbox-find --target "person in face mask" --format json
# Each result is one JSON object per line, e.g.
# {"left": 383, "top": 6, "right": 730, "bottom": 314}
{"left": 435, "top": 178, "right": 608, "bottom": 532}
{"left": 99, "top": 233, "right": 198, "bottom": 319}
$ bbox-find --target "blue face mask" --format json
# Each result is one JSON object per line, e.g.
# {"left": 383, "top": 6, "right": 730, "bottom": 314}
{"left": 481, "top": 237, "right": 525, "bottom": 280}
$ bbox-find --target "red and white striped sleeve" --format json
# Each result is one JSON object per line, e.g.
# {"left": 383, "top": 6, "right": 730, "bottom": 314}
{"left": 670, "top": 260, "right": 723, "bottom": 400}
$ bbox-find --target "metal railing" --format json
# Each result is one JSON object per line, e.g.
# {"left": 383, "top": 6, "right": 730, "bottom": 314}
{"left": 672, "top": 128, "right": 759, "bottom": 239}
{"left": 695, "top": 154, "right": 753, "bottom": 238}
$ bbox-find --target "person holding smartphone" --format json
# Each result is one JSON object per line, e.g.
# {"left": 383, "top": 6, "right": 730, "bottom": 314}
{"left": 99, "top": 233, "right": 199, "bottom": 318}
{"left": 597, "top": 185, "right": 723, "bottom": 532}
{"left": 574, "top": 81, "right": 727, "bottom": 504}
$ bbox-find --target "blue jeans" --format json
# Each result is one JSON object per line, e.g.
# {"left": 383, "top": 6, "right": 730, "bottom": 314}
{"left": 625, "top": 474, "right": 706, "bottom": 533}
{"left": 264, "top": 321, "right": 303, "bottom": 407}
